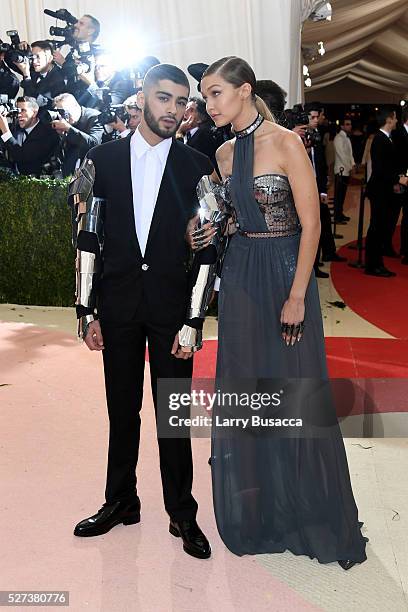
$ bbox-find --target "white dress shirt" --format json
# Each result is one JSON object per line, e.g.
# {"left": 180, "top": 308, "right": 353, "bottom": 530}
{"left": 334, "top": 129, "right": 355, "bottom": 176}
{"left": 130, "top": 127, "right": 172, "bottom": 256}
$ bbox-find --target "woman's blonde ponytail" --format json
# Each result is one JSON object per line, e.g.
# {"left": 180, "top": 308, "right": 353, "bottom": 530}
{"left": 255, "top": 94, "right": 274, "bottom": 122}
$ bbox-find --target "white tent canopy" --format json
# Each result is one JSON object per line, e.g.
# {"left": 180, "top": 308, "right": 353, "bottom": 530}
{"left": 303, "top": 0, "right": 408, "bottom": 103}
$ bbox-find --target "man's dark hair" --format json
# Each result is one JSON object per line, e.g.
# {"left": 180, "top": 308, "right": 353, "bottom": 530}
{"left": 305, "top": 102, "right": 322, "bottom": 116}
{"left": 376, "top": 107, "right": 396, "bottom": 128}
{"left": 31, "top": 40, "right": 54, "bottom": 53}
{"left": 143, "top": 63, "right": 189, "bottom": 93}
{"left": 401, "top": 105, "right": 408, "bottom": 124}
{"left": 339, "top": 116, "right": 353, "bottom": 126}
{"left": 189, "top": 96, "right": 210, "bottom": 123}
{"left": 16, "top": 96, "right": 39, "bottom": 112}
{"left": 255, "top": 80, "right": 287, "bottom": 113}
{"left": 84, "top": 14, "right": 100, "bottom": 41}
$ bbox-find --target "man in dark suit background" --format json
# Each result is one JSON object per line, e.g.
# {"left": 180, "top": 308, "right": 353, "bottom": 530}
{"left": 51, "top": 92, "right": 103, "bottom": 176}
{"left": 0, "top": 95, "right": 59, "bottom": 175}
{"left": 72, "top": 64, "right": 213, "bottom": 560}
{"left": 365, "top": 108, "right": 408, "bottom": 276}
{"left": 178, "top": 96, "right": 220, "bottom": 172}
{"left": 306, "top": 105, "right": 346, "bottom": 278}
{"left": 393, "top": 105, "right": 408, "bottom": 264}
{"left": 13, "top": 40, "right": 67, "bottom": 109}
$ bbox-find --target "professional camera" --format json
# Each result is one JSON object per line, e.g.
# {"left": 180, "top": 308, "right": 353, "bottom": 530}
{"left": 284, "top": 104, "right": 309, "bottom": 129}
{"left": 40, "top": 107, "right": 69, "bottom": 123}
{"left": 44, "top": 7, "right": 77, "bottom": 44}
{"left": 0, "top": 94, "right": 20, "bottom": 117}
{"left": 98, "top": 90, "right": 129, "bottom": 126}
{"left": 0, "top": 30, "right": 32, "bottom": 65}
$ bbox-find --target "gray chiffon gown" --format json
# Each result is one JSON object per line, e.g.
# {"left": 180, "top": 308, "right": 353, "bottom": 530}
{"left": 211, "top": 123, "right": 367, "bottom": 564}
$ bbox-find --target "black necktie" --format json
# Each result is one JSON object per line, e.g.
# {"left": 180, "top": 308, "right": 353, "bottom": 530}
{"left": 186, "top": 131, "right": 192, "bottom": 142}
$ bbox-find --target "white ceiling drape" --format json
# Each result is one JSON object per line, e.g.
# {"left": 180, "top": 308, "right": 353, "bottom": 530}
{"left": 302, "top": 0, "right": 408, "bottom": 101}
{"left": 1, "top": 0, "right": 323, "bottom": 106}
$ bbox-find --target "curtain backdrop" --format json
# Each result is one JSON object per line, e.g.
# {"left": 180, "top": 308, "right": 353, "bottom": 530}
{"left": 303, "top": 0, "right": 408, "bottom": 99}
{"left": 1, "top": 0, "right": 324, "bottom": 106}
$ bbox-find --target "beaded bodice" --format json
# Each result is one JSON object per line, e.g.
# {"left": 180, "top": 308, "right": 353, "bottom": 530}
{"left": 218, "top": 173, "right": 301, "bottom": 237}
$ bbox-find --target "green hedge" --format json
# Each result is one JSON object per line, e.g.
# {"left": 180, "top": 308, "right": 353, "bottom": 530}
{"left": 0, "top": 170, "right": 74, "bottom": 306}
{"left": 0, "top": 170, "right": 219, "bottom": 314}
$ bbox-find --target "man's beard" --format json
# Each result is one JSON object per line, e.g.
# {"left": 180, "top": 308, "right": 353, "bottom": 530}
{"left": 144, "top": 100, "right": 181, "bottom": 139}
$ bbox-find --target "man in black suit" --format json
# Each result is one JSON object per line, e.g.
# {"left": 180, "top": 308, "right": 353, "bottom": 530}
{"left": 0, "top": 51, "right": 20, "bottom": 99}
{"left": 13, "top": 40, "right": 66, "bottom": 108}
{"left": 71, "top": 64, "right": 213, "bottom": 559}
{"left": 51, "top": 92, "right": 103, "bottom": 176}
{"left": 178, "top": 97, "right": 219, "bottom": 170}
{"left": 393, "top": 106, "right": 408, "bottom": 264}
{"left": 365, "top": 108, "right": 408, "bottom": 276}
{"left": 76, "top": 50, "right": 133, "bottom": 109}
{"left": 0, "top": 95, "right": 59, "bottom": 175}
{"left": 306, "top": 105, "right": 346, "bottom": 278}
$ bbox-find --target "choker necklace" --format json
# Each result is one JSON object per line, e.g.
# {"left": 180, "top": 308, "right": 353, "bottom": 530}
{"left": 235, "top": 113, "right": 264, "bottom": 138}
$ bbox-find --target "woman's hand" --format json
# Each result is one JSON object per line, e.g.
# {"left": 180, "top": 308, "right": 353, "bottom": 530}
{"left": 185, "top": 214, "right": 217, "bottom": 251}
{"left": 280, "top": 296, "right": 305, "bottom": 346}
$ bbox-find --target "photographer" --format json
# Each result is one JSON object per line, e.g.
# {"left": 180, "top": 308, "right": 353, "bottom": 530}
{"left": 104, "top": 93, "right": 142, "bottom": 140}
{"left": 52, "top": 14, "right": 100, "bottom": 103}
{"left": 77, "top": 50, "right": 133, "bottom": 109}
{"left": 0, "top": 95, "right": 59, "bottom": 175}
{"left": 51, "top": 92, "right": 103, "bottom": 176}
{"left": 0, "top": 51, "right": 19, "bottom": 99}
{"left": 178, "top": 96, "right": 220, "bottom": 171}
{"left": 13, "top": 41, "right": 67, "bottom": 108}
{"left": 305, "top": 104, "right": 346, "bottom": 276}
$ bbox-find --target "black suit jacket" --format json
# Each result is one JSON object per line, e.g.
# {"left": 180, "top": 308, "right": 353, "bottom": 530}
{"left": 21, "top": 65, "right": 67, "bottom": 108}
{"left": 62, "top": 106, "right": 103, "bottom": 177}
{"left": 87, "top": 135, "right": 213, "bottom": 327}
{"left": 312, "top": 141, "right": 328, "bottom": 195}
{"left": 187, "top": 124, "right": 220, "bottom": 170}
{"left": 367, "top": 130, "right": 400, "bottom": 198}
{"left": 392, "top": 126, "right": 408, "bottom": 175}
{"left": 1, "top": 121, "right": 60, "bottom": 175}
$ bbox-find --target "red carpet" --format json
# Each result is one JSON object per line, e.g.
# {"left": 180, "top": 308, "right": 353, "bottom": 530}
{"left": 331, "top": 232, "right": 408, "bottom": 340}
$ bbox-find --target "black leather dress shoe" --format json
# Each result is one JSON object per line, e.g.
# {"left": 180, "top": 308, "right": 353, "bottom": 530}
{"left": 322, "top": 254, "right": 347, "bottom": 262}
{"left": 74, "top": 498, "right": 140, "bottom": 537}
{"left": 365, "top": 267, "right": 396, "bottom": 278}
{"left": 314, "top": 268, "right": 329, "bottom": 278}
{"left": 169, "top": 519, "right": 211, "bottom": 559}
{"left": 338, "top": 559, "right": 357, "bottom": 571}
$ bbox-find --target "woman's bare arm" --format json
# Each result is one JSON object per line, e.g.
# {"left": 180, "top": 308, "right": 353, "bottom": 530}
{"left": 283, "top": 132, "right": 321, "bottom": 300}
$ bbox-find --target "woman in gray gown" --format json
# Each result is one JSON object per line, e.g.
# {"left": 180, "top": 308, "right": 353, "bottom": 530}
{"left": 195, "top": 57, "right": 367, "bottom": 569}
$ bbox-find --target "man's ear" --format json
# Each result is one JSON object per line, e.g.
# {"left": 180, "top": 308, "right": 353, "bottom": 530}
{"left": 137, "top": 91, "right": 145, "bottom": 110}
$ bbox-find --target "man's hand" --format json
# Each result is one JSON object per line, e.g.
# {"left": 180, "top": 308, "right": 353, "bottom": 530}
{"left": 52, "top": 118, "right": 71, "bottom": 135}
{"left": 83, "top": 320, "right": 104, "bottom": 351}
{"left": 292, "top": 124, "right": 308, "bottom": 139}
{"left": 14, "top": 57, "right": 30, "bottom": 78}
{"left": 108, "top": 117, "right": 127, "bottom": 133}
{"left": 171, "top": 332, "right": 193, "bottom": 359}
{"left": 52, "top": 50, "right": 66, "bottom": 66}
{"left": 79, "top": 71, "right": 95, "bottom": 86}
{"left": 0, "top": 111, "right": 10, "bottom": 135}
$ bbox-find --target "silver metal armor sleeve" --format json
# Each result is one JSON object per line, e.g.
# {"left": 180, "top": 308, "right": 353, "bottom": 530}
{"left": 179, "top": 176, "right": 231, "bottom": 352}
{"left": 68, "top": 157, "right": 106, "bottom": 338}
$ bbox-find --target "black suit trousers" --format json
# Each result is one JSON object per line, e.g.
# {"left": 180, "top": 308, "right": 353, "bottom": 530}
{"left": 365, "top": 194, "right": 388, "bottom": 270}
{"left": 100, "top": 309, "right": 198, "bottom": 522}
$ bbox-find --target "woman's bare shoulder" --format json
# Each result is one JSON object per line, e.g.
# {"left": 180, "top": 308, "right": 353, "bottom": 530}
{"left": 216, "top": 138, "right": 235, "bottom": 161}
{"left": 262, "top": 121, "right": 303, "bottom": 147}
